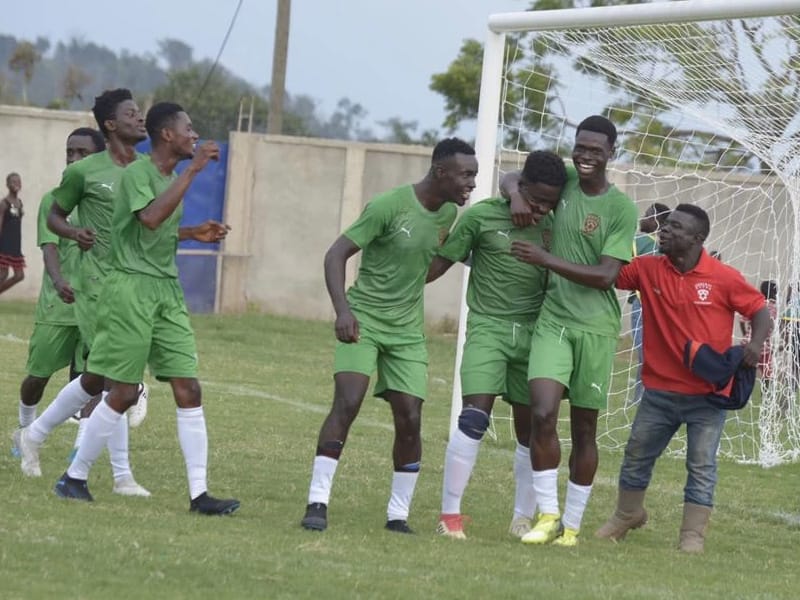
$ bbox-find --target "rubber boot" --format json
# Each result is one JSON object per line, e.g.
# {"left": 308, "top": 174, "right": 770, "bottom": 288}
{"left": 595, "top": 488, "right": 648, "bottom": 540}
{"left": 679, "top": 502, "right": 711, "bottom": 554}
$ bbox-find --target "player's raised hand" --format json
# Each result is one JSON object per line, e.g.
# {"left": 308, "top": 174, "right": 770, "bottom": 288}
{"left": 189, "top": 141, "right": 220, "bottom": 173}
{"left": 510, "top": 240, "right": 548, "bottom": 265}
{"left": 73, "top": 227, "right": 96, "bottom": 251}
{"left": 335, "top": 309, "right": 360, "bottom": 343}
{"left": 192, "top": 220, "right": 231, "bottom": 243}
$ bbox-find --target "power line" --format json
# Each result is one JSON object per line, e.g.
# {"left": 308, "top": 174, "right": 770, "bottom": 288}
{"left": 191, "top": 0, "right": 245, "bottom": 108}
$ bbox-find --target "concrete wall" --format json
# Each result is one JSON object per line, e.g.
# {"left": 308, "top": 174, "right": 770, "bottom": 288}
{"left": 2, "top": 105, "right": 791, "bottom": 327}
{"left": 0, "top": 105, "right": 94, "bottom": 299}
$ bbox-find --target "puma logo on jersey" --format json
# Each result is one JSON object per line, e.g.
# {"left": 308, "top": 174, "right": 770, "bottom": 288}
{"left": 496, "top": 230, "right": 511, "bottom": 239}
{"left": 97, "top": 182, "right": 114, "bottom": 192}
{"left": 399, "top": 226, "right": 413, "bottom": 238}
{"left": 590, "top": 382, "right": 603, "bottom": 394}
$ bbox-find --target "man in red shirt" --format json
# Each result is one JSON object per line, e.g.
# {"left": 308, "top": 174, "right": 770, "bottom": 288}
{"left": 596, "top": 204, "right": 770, "bottom": 553}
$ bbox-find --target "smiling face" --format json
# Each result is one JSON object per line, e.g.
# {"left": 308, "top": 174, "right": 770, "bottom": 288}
{"left": 435, "top": 152, "right": 478, "bottom": 206}
{"left": 518, "top": 178, "right": 561, "bottom": 225}
{"left": 167, "top": 111, "right": 199, "bottom": 160}
{"left": 658, "top": 210, "right": 703, "bottom": 257}
{"left": 572, "top": 129, "right": 613, "bottom": 183}
{"left": 107, "top": 99, "right": 147, "bottom": 144}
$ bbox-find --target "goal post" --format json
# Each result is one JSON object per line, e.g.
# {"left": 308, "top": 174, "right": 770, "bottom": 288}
{"left": 451, "top": 0, "right": 800, "bottom": 466}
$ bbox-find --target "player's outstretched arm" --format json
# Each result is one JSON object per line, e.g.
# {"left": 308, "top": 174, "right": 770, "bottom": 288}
{"left": 47, "top": 203, "right": 95, "bottom": 251}
{"left": 179, "top": 220, "right": 231, "bottom": 243}
{"left": 426, "top": 256, "right": 455, "bottom": 283}
{"left": 138, "top": 141, "right": 220, "bottom": 230}
{"left": 41, "top": 243, "right": 74, "bottom": 303}
{"left": 511, "top": 241, "right": 624, "bottom": 290}
{"left": 324, "top": 235, "right": 361, "bottom": 343}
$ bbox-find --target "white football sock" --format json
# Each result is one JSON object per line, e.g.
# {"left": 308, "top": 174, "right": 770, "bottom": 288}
{"left": 177, "top": 406, "right": 208, "bottom": 500}
{"left": 68, "top": 400, "right": 121, "bottom": 480}
{"left": 108, "top": 411, "right": 132, "bottom": 481}
{"left": 28, "top": 378, "right": 94, "bottom": 445}
{"left": 532, "top": 468, "right": 560, "bottom": 516}
{"left": 441, "top": 428, "right": 481, "bottom": 514}
{"left": 73, "top": 418, "right": 89, "bottom": 450}
{"left": 562, "top": 480, "right": 593, "bottom": 531}
{"left": 308, "top": 455, "right": 339, "bottom": 505}
{"left": 18, "top": 401, "right": 37, "bottom": 428}
{"left": 387, "top": 471, "right": 420, "bottom": 522}
{"left": 513, "top": 442, "right": 536, "bottom": 520}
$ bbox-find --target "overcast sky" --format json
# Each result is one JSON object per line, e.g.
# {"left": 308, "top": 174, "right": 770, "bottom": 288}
{"left": 8, "top": 0, "right": 529, "bottom": 135}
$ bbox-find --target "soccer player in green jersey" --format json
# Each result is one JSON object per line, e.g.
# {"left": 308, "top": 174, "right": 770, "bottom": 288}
{"left": 428, "top": 151, "right": 567, "bottom": 541}
{"left": 13, "top": 128, "right": 103, "bottom": 449}
{"left": 301, "top": 138, "right": 478, "bottom": 533}
{"left": 53, "top": 102, "right": 238, "bottom": 515}
{"left": 505, "top": 115, "right": 638, "bottom": 547}
{"left": 15, "top": 90, "right": 150, "bottom": 491}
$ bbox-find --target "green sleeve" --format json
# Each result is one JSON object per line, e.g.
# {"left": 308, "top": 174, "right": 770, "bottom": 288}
{"left": 343, "top": 197, "right": 391, "bottom": 249}
{"left": 119, "top": 163, "right": 155, "bottom": 213}
{"left": 37, "top": 191, "right": 58, "bottom": 247}
{"left": 438, "top": 205, "right": 481, "bottom": 263}
{"left": 601, "top": 196, "right": 638, "bottom": 263}
{"left": 53, "top": 163, "right": 85, "bottom": 214}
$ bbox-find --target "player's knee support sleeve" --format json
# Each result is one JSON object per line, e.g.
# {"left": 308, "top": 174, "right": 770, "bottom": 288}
{"left": 458, "top": 407, "right": 490, "bottom": 440}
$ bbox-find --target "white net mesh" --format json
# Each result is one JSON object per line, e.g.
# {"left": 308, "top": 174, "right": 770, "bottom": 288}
{"left": 491, "top": 12, "right": 800, "bottom": 466}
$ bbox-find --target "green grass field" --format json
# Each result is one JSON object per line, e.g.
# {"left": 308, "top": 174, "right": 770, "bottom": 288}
{"left": 1, "top": 300, "right": 799, "bottom": 599}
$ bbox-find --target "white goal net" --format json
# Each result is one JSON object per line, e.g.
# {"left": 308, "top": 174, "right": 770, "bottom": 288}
{"left": 468, "top": 0, "right": 800, "bottom": 466}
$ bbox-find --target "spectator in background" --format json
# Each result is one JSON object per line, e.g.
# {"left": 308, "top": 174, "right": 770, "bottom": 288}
{"left": 739, "top": 280, "right": 777, "bottom": 387}
{"left": 0, "top": 172, "right": 26, "bottom": 295}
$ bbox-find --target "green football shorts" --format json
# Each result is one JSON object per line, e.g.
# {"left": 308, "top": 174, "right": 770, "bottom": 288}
{"left": 528, "top": 317, "right": 617, "bottom": 410}
{"left": 333, "top": 322, "right": 428, "bottom": 401}
{"left": 25, "top": 323, "right": 82, "bottom": 378}
{"left": 461, "top": 312, "right": 534, "bottom": 405}
{"left": 88, "top": 271, "right": 198, "bottom": 384}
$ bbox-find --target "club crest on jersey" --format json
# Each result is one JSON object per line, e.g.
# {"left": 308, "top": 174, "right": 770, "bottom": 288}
{"left": 541, "top": 229, "right": 552, "bottom": 251}
{"left": 582, "top": 214, "right": 600, "bottom": 235}
{"left": 694, "top": 282, "right": 712, "bottom": 304}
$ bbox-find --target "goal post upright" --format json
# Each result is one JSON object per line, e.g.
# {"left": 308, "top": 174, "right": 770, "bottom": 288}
{"left": 449, "top": 0, "right": 800, "bottom": 441}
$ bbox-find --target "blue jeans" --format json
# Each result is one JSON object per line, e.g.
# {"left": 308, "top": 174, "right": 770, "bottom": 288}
{"left": 619, "top": 389, "right": 727, "bottom": 507}
{"left": 630, "top": 297, "right": 644, "bottom": 404}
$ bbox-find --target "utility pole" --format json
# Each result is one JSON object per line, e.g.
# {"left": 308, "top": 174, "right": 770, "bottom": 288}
{"left": 267, "top": 0, "right": 291, "bottom": 134}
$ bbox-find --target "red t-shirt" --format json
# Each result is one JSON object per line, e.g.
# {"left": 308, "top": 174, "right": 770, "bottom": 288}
{"left": 616, "top": 250, "right": 766, "bottom": 395}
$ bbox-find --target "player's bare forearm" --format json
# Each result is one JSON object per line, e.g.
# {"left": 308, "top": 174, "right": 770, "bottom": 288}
{"left": 178, "top": 220, "right": 231, "bottom": 242}
{"left": 512, "top": 240, "right": 622, "bottom": 290}
{"left": 47, "top": 204, "right": 78, "bottom": 240}
{"left": 426, "top": 256, "right": 454, "bottom": 283}
{"left": 749, "top": 307, "right": 772, "bottom": 347}
{"left": 42, "top": 243, "right": 65, "bottom": 286}
{"left": 138, "top": 171, "right": 197, "bottom": 230}
{"left": 324, "top": 236, "right": 360, "bottom": 316}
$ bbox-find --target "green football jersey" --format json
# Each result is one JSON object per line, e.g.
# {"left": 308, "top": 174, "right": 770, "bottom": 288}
{"left": 53, "top": 150, "right": 140, "bottom": 290}
{"left": 438, "top": 197, "right": 553, "bottom": 322}
{"left": 634, "top": 232, "right": 658, "bottom": 256}
{"left": 33, "top": 190, "right": 81, "bottom": 325}
{"left": 344, "top": 184, "right": 457, "bottom": 333}
{"left": 539, "top": 167, "right": 638, "bottom": 336}
{"left": 112, "top": 155, "right": 181, "bottom": 278}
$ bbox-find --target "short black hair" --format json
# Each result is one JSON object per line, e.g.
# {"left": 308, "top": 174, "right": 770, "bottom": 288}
{"left": 651, "top": 202, "right": 670, "bottom": 226}
{"left": 6, "top": 172, "right": 20, "bottom": 184}
{"left": 522, "top": 150, "right": 567, "bottom": 187}
{"left": 92, "top": 88, "right": 134, "bottom": 137}
{"left": 674, "top": 203, "right": 710, "bottom": 240}
{"left": 576, "top": 115, "right": 617, "bottom": 147}
{"left": 431, "top": 137, "right": 475, "bottom": 163}
{"left": 760, "top": 280, "right": 778, "bottom": 301}
{"left": 68, "top": 127, "right": 106, "bottom": 152}
{"left": 145, "top": 102, "right": 185, "bottom": 144}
